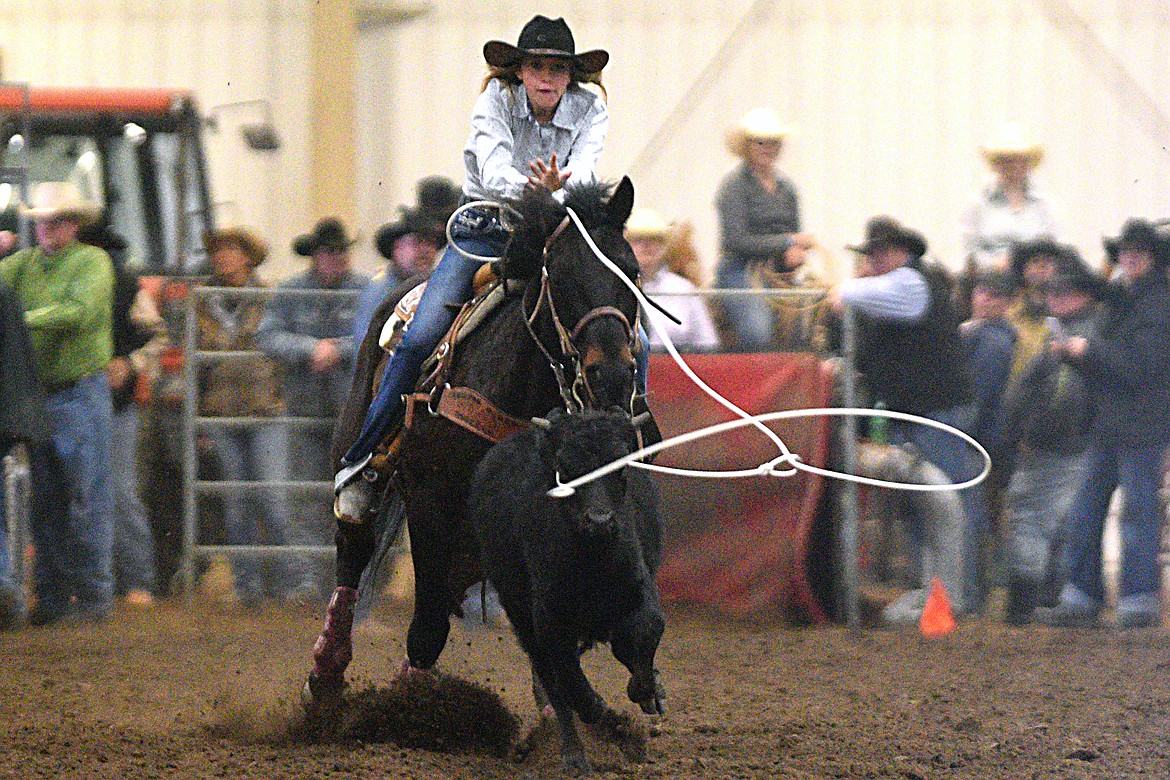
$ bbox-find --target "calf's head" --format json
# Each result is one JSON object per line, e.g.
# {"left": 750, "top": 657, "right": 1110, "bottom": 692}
{"left": 538, "top": 409, "right": 638, "bottom": 537}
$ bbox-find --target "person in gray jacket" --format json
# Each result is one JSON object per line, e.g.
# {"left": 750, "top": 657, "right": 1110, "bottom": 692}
{"left": 257, "top": 218, "right": 368, "bottom": 598}
{"left": 714, "top": 107, "right": 818, "bottom": 350}
{"left": 999, "top": 252, "right": 1105, "bottom": 624}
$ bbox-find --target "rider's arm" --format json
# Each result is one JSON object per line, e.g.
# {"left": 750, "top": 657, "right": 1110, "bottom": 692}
{"left": 466, "top": 80, "right": 536, "bottom": 201}
{"left": 559, "top": 86, "right": 609, "bottom": 193}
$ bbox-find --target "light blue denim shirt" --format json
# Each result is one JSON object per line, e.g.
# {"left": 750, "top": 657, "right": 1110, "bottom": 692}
{"left": 462, "top": 78, "right": 608, "bottom": 203}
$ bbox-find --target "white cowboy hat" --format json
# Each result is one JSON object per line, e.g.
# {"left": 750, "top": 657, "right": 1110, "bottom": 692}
{"left": 725, "top": 107, "right": 793, "bottom": 158}
{"left": 624, "top": 207, "right": 674, "bottom": 241}
{"left": 21, "top": 181, "right": 102, "bottom": 223}
{"left": 980, "top": 121, "right": 1044, "bottom": 167}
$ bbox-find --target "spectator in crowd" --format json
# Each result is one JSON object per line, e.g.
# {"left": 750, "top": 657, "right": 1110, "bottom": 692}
{"left": 0, "top": 182, "right": 115, "bottom": 626}
{"left": 354, "top": 175, "right": 460, "bottom": 344}
{"left": 198, "top": 227, "right": 310, "bottom": 606}
{"left": 79, "top": 225, "right": 166, "bottom": 608}
{"left": 257, "top": 218, "right": 368, "bottom": 598}
{"left": 959, "top": 269, "right": 1019, "bottom": 597}
{"left": 1040, "top": 219, "right": 1170, "bottom": 629}
{"left": 830, "top": 216, "right": 975, "bottom": 622}
{"left": 1000, "top": 252, "right": 1105, "bottom": 624}
{"left": 960, "top": 122, "right": 1059, "bottom": 271}
{"left": 1006, "top": 238, "right": 1068, "bottom": 382}
{"left": 715, "top": 107, "right": 818, "bottom": 350}
{"left": 956, "top": 122, "right": 1059, "bottom": 320}
{"left": 1, "top": 276, "right": 52, "bottom": 630}
{"left": 625, "top": 207, "right": 719, "bottom": 352}
{"left": 334, "top": 14, "right": 615, "bottom": 521}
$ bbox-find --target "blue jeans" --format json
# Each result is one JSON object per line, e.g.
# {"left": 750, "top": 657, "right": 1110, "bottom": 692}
{"left": 890, "top": 405, "right": 981, "bottom": 610}
{"left": 211, "top": 423, "right": 308, "bottom": 600}
{"left": 28, "top": 374, "right": 115, "bottom": 618}
{"left": 1062, "top": 439, "right": 1167, "bottom": 606}
{"left": 111, "top": 404, "right": 156, "bottom": 594}
{"left": 714, "top": 264, "right": 773, "bottom": 351}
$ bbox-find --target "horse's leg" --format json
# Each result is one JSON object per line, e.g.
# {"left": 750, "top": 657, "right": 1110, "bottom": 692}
{"left": 403, "top": 487, "right": 457, "bottom": 671}
{"left": 301, "top": 512, "right": 378, "bottom": 708}
{"left": 301, "top": 579, "right": 358, "bottom": 708}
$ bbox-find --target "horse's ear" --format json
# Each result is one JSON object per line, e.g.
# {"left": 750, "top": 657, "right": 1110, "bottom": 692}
{"left": 606, "top": 177, "right": 635, "bottom": 227}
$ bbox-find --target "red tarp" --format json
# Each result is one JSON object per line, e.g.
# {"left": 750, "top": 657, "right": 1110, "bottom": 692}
{"left": 647, "top": 352, "right": 835, "bottom": 622}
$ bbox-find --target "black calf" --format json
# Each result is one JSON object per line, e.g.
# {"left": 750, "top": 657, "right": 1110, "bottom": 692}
{"left": 470, "top": 409, "right": 666, "bottom": 774}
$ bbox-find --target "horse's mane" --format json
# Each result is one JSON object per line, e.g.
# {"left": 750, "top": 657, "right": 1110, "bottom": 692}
{"left": 503, "top": 181, "right": 634, "bottom": 281}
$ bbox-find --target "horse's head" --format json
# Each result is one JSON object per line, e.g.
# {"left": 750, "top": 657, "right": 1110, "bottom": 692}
{"left": 507, "top": 177, "right": 640, "bottom": 413}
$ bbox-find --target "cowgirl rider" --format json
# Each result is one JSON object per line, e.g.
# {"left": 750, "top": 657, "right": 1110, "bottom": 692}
{"left": 335, "top": 15, "right": 627, "bottom": 521}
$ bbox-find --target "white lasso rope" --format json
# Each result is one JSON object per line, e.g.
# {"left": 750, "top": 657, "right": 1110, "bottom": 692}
{"left": 445, "top": 200, "right": 522, "bottom": 264}
{"left": 548, "top": 206, "right": 991, "bottom": 498}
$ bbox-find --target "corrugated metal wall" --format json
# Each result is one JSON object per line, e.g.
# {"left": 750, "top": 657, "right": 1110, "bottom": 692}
{"left": 3, "top": 1, "right": 1169, "bottom": 279}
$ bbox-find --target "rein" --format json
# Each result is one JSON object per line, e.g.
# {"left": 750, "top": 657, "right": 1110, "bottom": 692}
{"left": 521, "top": 216, "right": 638, "bottom": 413}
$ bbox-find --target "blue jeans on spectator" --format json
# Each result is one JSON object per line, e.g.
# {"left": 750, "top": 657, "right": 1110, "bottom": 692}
{"left": 211, "top": 423, "right": 308, "bottom": 602}
{"left": 28, "top": 374, "right": 115, "bottom": 620}
{"left": 111, "top": 403, "right": 156, "bottom": 595}
{"left": 890, "top": 405, "right": 981, "bottom": 611}
{"left": 715, "top": 263, "right": 773, "bottom": 351}
{"left": 1061, "top": 440, "right": 1167, "bottom": 610}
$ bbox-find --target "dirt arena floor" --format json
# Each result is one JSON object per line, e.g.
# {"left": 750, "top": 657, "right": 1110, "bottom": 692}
{"left": 2, "top": 593, "right": 1169, "bottom": 779}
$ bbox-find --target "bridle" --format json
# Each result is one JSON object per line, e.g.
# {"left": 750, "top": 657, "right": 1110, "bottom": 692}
{"left": 522, "top": 215, "right": 638, "bottom": 413}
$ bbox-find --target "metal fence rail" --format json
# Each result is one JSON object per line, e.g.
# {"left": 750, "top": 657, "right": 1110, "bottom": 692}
{"left": 176, "top": 283, "right": 864, "bottom": 621}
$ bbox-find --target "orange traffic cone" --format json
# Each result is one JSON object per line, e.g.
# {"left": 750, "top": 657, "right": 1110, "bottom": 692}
{"left": 919, "top": 576, "right": 956, "bottom": 638}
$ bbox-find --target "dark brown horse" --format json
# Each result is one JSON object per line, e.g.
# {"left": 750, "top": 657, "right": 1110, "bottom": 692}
{"left": 304, "top": 177, "right": 644, "bottom": 705}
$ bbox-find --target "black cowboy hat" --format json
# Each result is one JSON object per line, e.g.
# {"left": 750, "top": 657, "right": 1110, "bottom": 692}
{"left": 374, "top": 176, "right": 461, "bottom": 259}
{"left": 483, "top": 15, "right": 609, "bottom": 74}
{"left": 1103, "top": 218, "right": 1170, "bottom": 269}
{"left": 292, "top": 217, "right": 358, "bottom": 257}
{"left": 846, "top": 215, "right": 928, "bottom": 259}
{"left": 1008, "top": 236, "right": 1067, "bottom": 279}
{"left": 972, "top": 268, "right": 1020, "bottom": 297}
{"left": 1044, "top": 249, "right": 1109, "bottom": 299}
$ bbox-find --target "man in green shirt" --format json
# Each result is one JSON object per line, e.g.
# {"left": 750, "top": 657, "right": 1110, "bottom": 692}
{"left": 0, "top": 182, "right": 116, "bottom": 625}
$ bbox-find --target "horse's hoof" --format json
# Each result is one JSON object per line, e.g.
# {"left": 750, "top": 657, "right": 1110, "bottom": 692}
{"left": 301, "top": 672, "right": 343, "bottom": 712}
{"left": 394, "top": 656, "right": 433, "bottom": 680}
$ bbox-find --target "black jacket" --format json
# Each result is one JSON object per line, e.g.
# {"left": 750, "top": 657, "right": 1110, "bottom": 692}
{"left": 0, "top": 281, "right": 51, "bottom": 448}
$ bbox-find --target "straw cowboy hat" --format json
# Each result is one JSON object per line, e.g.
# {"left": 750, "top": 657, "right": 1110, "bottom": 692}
{"left": 624, "top": 207, "right": 674, "bottom": 241}
{"left": 20, "top": 181, "right": 101, "bottom": 223}
{"left": 725, "top": 107, "right": 793, "bottom": 158}
{"left": 204, "top": 226, "right": 268, "bottom": 268}
{"left": 847, "top": 216, "right": 928, "bottom": 260}
{"left": 483, "top": 15, "right": 609, "bottom": 74}
{"left": 292, "top": 217, "right": 359, "bottom": 257}
{"left": 980, "top": 121, "right": 1044, "bottom": 167}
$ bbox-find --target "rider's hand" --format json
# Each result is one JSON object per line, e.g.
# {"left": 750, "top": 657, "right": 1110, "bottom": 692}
{"left": 528, "top": 152, "right": 570, "bottom": 193}
{"left": 311, "top": 338, "right": 342, "bottom": 373}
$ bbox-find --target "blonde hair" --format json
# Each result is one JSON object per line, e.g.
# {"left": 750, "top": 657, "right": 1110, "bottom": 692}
{"left": 481, "top": 64, "right": 607, "bottom": 101}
